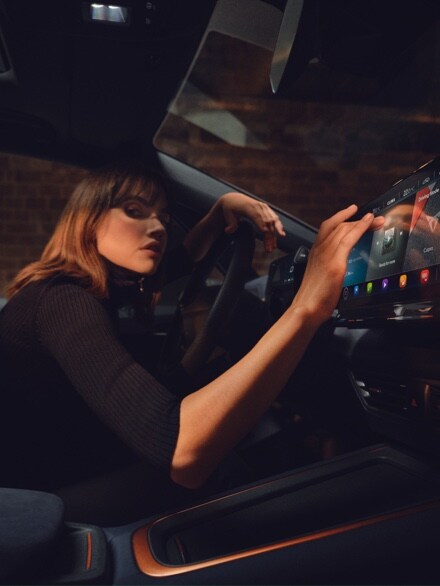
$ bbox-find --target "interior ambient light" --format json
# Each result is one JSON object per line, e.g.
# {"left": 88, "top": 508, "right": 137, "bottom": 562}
{"left": 84, "top": 3, "right": 130, "bottom": 25}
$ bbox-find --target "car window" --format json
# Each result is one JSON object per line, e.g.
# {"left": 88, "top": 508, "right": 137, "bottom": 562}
{"left": 155, "top": 0, "right": 440, "bottom": 230}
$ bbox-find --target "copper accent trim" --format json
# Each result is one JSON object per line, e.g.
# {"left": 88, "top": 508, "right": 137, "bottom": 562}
{"left": 86, "top": 532, "right": 93, "bottom": 571}
{"left": 132, "top": 500, "right": 440, "bottom": 577}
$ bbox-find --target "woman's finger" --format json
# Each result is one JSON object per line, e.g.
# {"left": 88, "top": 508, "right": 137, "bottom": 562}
{"left": 274, "top": 218, "right": 286, "bottom": 237}
{"left": 263, "top": 231, "right": 276, "bottom": 252}
{"left": 371, "top": 215, "right": 385, "bottom": 231}
{"left": 266, "top": 213, "right": 286, "bottom": 237}
{"left": 259, "top": 205, "right": 286, "bottom": 237}
{"left": 315, "top": 204, "right": 358, "bottom": 244}
{"left": 334, "top": 212, "right": 378, "bottom": 256}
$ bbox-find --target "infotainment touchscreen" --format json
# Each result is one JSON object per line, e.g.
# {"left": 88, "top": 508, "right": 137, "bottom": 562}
{"left": 337, "top": 157, "right": 440, "bottom": 323}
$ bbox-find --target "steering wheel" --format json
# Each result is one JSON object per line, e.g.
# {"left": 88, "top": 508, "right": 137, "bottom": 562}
{"left": 159, "top": 221, "right": 255, "bottom": 377}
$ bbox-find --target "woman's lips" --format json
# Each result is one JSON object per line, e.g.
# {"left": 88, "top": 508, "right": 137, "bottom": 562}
{"left": 140, "top": 241, "right": 162, "bottom": 257}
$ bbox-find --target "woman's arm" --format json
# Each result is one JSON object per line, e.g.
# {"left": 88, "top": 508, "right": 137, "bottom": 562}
{"left": 171, "top": 205, "right": 384, "bottom": 488}
{"left": 36, "top": 282, "right": 181, "bottom": 471}
{"left": 183, "top": 192, "right": 286, "bottom": 262}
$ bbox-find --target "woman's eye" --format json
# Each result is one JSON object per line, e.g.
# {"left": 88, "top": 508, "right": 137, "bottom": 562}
{"left": 122, "top": 203, "right": 171, "bottom": 225}
{"left": 124, "top": 206, "right": 143, "bottom": 218}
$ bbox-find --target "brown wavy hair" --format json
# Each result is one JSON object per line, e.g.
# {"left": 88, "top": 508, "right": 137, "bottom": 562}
{"left": 7, "top": 163, "right": 168, "bottom": 299}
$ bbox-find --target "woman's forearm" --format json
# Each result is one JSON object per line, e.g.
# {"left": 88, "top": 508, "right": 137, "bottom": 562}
{"left": 171, "top": 205, "right": 384, "bottom": 489}
{"left": 170, "top": 303, "right": 322, "bottom": 488}
{"left": 183, "top": 192, "right": 286, "bottom": 262}
{"left": 183, "top": 198, "right": 225, "bottom": 263}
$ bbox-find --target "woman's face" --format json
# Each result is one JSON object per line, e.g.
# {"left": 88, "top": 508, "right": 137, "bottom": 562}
{"left": 96, "top": 190, "right": 170, "bottom": 276}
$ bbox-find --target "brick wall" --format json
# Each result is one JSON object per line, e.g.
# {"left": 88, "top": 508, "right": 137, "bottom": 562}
{"left": 0, "top": 154, "right": 86, "bottom": 297}
{"left": 0, "top": 137, "right": 435, "bottom": 297}
{"left": 0, "top": 107, "right": 436, "bottom": 297}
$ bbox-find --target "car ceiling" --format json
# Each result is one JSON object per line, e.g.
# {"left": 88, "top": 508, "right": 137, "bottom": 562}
{"left": 0, "top": 0, "right": 216, "bottom": 166}
{"left": 0, "top": 0, "right": 439, "bottom": 168}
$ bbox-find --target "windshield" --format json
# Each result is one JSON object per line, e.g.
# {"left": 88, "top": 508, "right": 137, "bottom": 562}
{"left": 155, "top": 0, "right": 440, "bottom": 228}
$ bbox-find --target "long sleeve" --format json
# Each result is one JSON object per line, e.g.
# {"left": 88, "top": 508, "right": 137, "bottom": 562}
{"left": 35, "top": 282, "right": 180, "bottom": 473}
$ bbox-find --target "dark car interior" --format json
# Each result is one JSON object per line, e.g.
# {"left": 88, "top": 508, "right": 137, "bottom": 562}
{"left": 1, "top": 0, "right": 440, "bottom": 584}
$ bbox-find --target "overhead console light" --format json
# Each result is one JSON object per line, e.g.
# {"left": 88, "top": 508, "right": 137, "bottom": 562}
{"left": 83, "top": 3, "right": 130, "bottom": 26}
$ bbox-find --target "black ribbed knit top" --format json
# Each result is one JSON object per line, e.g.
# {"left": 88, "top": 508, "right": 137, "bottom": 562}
{"left": 0, "top": 256, "right": 191, "bottom": 491}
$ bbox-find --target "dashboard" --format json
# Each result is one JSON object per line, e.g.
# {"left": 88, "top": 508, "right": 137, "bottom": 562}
{"left": 339, "top": 157, "right": 440, "bottom": 325}
{"left": 267, "top": 157, "right": 440, "bottom": 327}
{"left": 265, "top": 158, "right": 440, "bottom": 460}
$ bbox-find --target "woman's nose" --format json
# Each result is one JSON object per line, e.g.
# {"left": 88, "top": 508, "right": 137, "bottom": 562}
{"left": 146, "top": 215, "right": 166, "bottom": 237}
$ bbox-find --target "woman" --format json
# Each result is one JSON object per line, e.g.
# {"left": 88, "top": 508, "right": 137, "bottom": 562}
{"left": 0, "top": 163, "right": 383, "bottom": 521}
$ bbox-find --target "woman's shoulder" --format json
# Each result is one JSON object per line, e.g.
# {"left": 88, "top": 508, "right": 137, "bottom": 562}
{"left": 1, "top": 277, "right": 95, "bottom": 348}
{"left": 4, "top": 276, "right": 107, "bottom": 327}
{"left": 9, "top": 276, "right": 93, "bottom": 306}
{"left": 37, "top": 276, "right": 109, "bottom": 316}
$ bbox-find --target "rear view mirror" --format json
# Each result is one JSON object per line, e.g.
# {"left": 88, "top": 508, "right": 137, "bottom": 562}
{"left": 270, "top": 0, "right": 318, "bottom": 94}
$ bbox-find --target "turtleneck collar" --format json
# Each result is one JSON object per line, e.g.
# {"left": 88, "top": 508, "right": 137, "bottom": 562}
{"left": 105, "top": 259, "right": 149, "bottom": 307}
{"left": 105, "top": 258, "right": 144, "bottom": 284}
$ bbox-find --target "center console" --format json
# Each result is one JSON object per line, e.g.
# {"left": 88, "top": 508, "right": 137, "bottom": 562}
{"left": 107, "top": 445, "right": 440, "bottom": 584}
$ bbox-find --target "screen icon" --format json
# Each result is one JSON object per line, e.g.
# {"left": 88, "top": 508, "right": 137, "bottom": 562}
{"left": 381, "top": 278, "right": 389, "bottom": 291}
{"left": 381, "top": 227, "right": 396, "bottom": 254}
{"left": 399, "top": 274, "right": 407, "bottom": 289}
{"left": 354, "top": 285, "right": 360, "bottom": 296}
{"left": 342, "top": 287, "right": 349, "bottom": 301}
{"left": 420, "top": 269, "right": 430, "bottom": 285}
{"left": 366, "top": 282, "right": 373, "bottom": 294}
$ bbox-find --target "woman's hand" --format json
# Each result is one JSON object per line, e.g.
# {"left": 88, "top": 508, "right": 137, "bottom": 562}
{"left": 292, "top": 204, "right": 384, "bottom": 325}
{"left": 174, "top": 202, "right": 384, "bottom": 490}
{"left": 219, "top": 192, "right": 286, "bottom": 252}
{"left": 184, "top": 191, "right": 285, "bottom": 262}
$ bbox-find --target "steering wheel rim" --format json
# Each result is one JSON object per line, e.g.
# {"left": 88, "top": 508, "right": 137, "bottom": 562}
{"left": 160, "top": 221, "right": 255, "bottom": 377}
